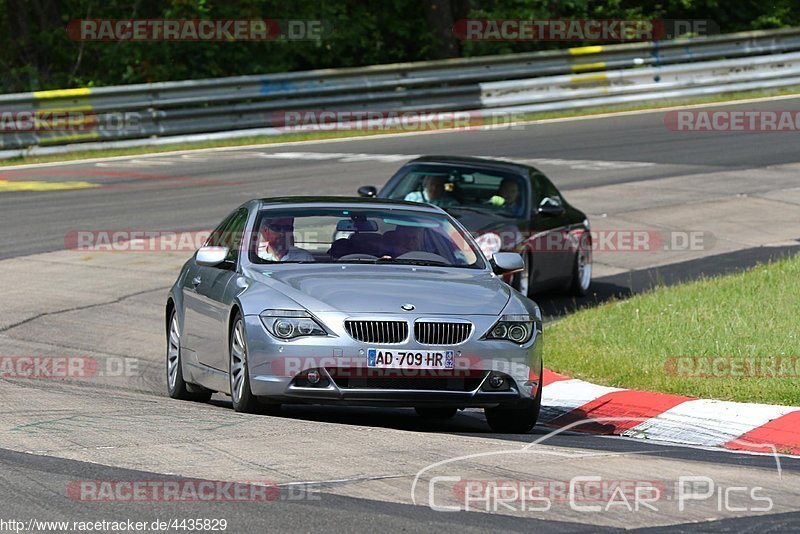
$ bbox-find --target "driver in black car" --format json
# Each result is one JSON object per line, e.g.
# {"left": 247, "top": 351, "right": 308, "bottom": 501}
{"left": 404, "top": 175, "right": 459, "bottom": 207}
{"left": 489, "top": 178, "right": 521, "bottom": 209}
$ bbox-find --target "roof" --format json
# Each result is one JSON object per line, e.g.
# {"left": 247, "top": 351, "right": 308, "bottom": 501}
{"left": 255, "top": 196, "right": 444, "bottom": 211}
{"left": 406, "top": 155, "right": 534, "bottom": 174}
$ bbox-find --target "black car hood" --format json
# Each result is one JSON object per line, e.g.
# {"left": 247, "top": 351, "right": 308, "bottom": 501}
{"left": 445, "top": 207, "right": 521, "bottom": 238}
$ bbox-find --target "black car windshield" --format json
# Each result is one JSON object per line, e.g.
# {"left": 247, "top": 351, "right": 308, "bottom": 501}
{"left": 247, "top": 207, "right": 485, "bottom": 268}
{"left": 385, "top": 163, "right": 528, "bottom": 217}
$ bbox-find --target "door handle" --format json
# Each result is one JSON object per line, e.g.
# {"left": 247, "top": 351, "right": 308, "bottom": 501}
{"left": 191, "top": 276, "right": 202, "bottom": 287}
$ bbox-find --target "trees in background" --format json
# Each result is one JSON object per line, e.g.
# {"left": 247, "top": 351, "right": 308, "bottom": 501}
{"left": 1, "top": 0, "right": 798, "bottom": 92}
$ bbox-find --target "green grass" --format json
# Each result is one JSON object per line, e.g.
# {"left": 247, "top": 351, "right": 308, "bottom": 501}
{"left": 545, "top": 255, "right": 800, "bottom": 406}
{"left": 2, "top": 85, "right": 800, "bottom": 168}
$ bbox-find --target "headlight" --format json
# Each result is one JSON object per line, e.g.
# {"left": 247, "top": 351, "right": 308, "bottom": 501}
{"left": 485, "top": 314, "right": 535, "bottom": 344}
{"left": 476, "top": 232, "right": 502, "bottom": 257}
{"left": 260, "top": 310, "right": 327, "bottom": 340}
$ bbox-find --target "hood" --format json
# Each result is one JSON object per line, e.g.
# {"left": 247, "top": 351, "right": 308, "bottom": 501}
{"left": 250, "top": 264, "right": 510, "bottom": 315}
{"left": 445, "top": 207, "right": 520, "bottom": 235}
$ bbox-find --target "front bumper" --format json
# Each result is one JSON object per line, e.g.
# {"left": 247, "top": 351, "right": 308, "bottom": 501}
{"left": 242, "top": 312, "right": 543, "bottom": 408}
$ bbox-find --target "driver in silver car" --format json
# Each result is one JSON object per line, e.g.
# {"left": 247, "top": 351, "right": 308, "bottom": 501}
{"left": 382, "top": 225, "right": 423, "bottom": 257}
{"left": 256, "top": 216, "right": 315, "bottom": 262}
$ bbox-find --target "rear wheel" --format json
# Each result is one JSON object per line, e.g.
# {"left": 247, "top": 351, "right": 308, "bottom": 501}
{"left": 166, "top": 309, "right": 212, "bottom": 402}
{"left": 484, "top": 384, "right": 542, "bottom": 434}
{"left": 229, "top": 314, "right": 260, "bottom": 413}
{"left": 415, "top": 407, "right": 458, "bottom": 420}
{"left": 569, "top": 233, "right": 592, "bottom": 296}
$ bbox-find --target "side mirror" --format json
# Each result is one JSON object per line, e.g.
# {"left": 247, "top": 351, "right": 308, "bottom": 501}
{"left": 357, "top": 185, "right": 377, "bottom": 198}
{"left": 491, "top": 252, "right": 524, "bottom": 275}
{"left": 537, "top": 203, "right": 565, "bottom": 217}
{"left": 196, "top": 246, "right": 229, "bottom": 267}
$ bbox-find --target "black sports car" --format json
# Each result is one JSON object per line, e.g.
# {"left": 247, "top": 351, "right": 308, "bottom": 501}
{"left": 358, "top": 156, "right": 592, "bottom": 296}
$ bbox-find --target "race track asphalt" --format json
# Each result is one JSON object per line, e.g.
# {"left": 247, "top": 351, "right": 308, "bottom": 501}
{"left": 1, "top": 98, "right": 799, "bottom": 532}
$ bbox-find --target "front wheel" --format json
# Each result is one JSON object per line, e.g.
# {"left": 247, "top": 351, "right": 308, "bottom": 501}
{"left": 166, "top": 309, "right": 211, "bottom": 402}
{"left": 229, "top": 314, "right": 260, "bottom": 413}
{"left": 512, "top": 250, "right": 531, "bottom": 297}
{"left": 484, "top": 385, "right": 542, "bottom": 433}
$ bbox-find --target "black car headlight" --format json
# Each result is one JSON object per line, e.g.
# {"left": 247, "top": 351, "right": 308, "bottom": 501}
{"left": 485, "top": 314, "right": 536, "bottom": 344}
{"left": 260, "top": 310, "right": 327, "bottom": 340}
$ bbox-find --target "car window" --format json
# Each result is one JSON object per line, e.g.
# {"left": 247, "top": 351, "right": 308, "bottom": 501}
{"left": 385, "top": 163, "right": 527, "bottom": 216}
{"left": 204, "top": 208, "right": 249, "bottom": 264}
{"left": 205, "top": 210, "right": 238, "bottom": 248}
{"left": 222, "top": 209, "right": 250, "bottom": 263}
{"left": 249, "top": 207, "right": 484, "bottom": 269}
{"left": 533, "top": 172, "right": 563, "bottom": 207}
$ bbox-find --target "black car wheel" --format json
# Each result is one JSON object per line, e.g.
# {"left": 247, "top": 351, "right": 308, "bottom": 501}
{"left": 569, "top": 233, "right": 592, "bottom": 297}
{"left": 484, "top": 383, "right": 542, "bottom": 433}
{"left": 512, "top": 250, "right": 531, "bottom": 296}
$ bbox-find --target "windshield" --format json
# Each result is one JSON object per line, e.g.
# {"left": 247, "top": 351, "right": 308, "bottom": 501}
{"left": 385, "top": 164, "right": 528, "bottom": 217}
{"left": 247, "top": 207, "right": 485, "bottom": 269}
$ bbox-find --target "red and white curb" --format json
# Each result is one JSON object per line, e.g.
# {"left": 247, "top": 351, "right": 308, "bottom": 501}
{"left": 540, "top": 369, "right": 800, "bottom": 456}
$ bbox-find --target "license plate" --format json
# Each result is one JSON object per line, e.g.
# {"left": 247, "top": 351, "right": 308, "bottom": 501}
{"left": 367, "top": 349, "right": 454, "bottom": 369}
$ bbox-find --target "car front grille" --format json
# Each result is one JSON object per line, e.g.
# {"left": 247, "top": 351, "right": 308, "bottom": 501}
{"left": 345, "top": 320, "right": 408, "bottom": 344}
{"left": 414, "top": 321, "right": 472, "bottom": 345}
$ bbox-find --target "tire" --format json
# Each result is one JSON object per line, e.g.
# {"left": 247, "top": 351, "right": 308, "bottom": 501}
{"left": 512, "top": 250, "right": 531, "bottom": 297}
{"left": 484, "top": 384, "right": 542, "bottom": 434}
{"left": 229, "top": 313, "right": 261, "bottom": 413}
{"left": 166, "top": 308, "right": 212, "bottom": 402}
{"left": 415, "top": 407, "right": 458, "bottom": 420}
{"left": 569, "top": 233, "right": 592, "bottom": 297}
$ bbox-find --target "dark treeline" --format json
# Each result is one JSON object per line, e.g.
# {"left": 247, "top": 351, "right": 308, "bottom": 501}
{"left": 1, "top": 0, "right": 798, "bottom": 93}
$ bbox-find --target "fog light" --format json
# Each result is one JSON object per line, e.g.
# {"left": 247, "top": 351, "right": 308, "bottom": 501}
{"left": 488, "top": 374, "right": 505, "bottom": 389}
{"left": 306, "top": 369, "right": 320, "bottom": 384}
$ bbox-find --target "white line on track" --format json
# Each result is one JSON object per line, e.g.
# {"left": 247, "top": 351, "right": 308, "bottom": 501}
{"left": 2, "top": 92, "right": 798, "bottom": 171}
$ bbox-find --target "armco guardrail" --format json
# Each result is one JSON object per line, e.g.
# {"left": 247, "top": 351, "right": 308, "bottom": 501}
{"left": 1, "top": 27, "right": 800, "bottom": 157}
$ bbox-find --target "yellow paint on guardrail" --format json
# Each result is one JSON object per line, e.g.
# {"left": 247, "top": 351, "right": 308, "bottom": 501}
{"left": 571, "top": 62, "right": 606, "bottom": 73}
{"left": 570, "top": 73, "right": 609, "bottom": 84}
{"left": 568, "top": 45, "right": 604, "bottom": 56}
{"left": 0, "top": 180, "right": 99, "bottom": 192}
{"left": 32, "top": 87, "right": 92, "bottom": 100}
{"left": 38, "top": 132, "right": 101, "bottom": 145}
{"left": 33, "top": 105, "right": 95, "bottom": 113}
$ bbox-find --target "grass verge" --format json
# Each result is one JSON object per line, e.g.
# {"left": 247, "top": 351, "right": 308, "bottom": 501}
{"left": 545, "top": 254, "right": 800, "bottom": 406}
{"left": 1, "top": 85, "right": 800, "bottom": 168}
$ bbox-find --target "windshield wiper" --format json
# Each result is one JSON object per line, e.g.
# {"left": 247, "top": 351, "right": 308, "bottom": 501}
{"left": 375, "top": 258, "right": 451, "bottom": 267}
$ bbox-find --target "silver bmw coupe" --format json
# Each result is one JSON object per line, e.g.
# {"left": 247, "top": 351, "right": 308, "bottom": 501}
{"left": 166, "top": 197, "right": 544, "bottom": 433}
